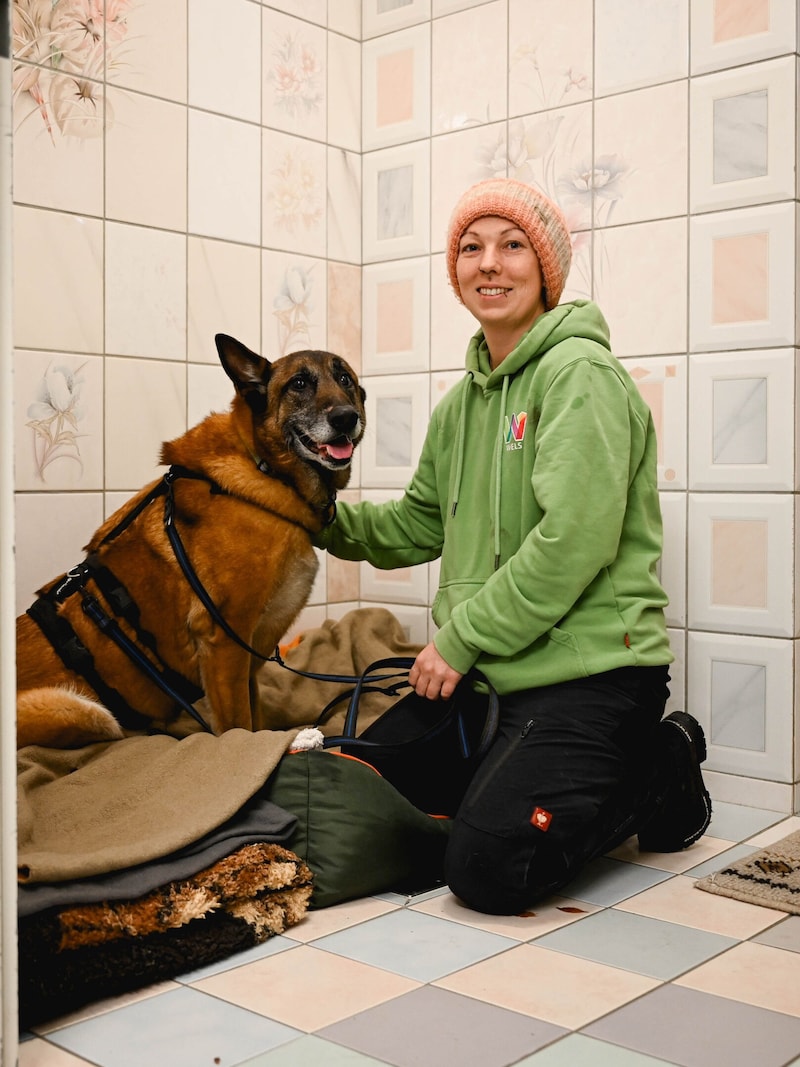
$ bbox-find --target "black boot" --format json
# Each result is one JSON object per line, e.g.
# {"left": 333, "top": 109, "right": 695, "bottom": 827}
{"left": 638, "top": 711, "right": 712, "bottom": 852}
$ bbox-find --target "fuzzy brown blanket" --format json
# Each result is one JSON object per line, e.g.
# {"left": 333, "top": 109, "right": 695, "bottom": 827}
{"left": 19, "top": 843, "right": 312, "bottom": 1028}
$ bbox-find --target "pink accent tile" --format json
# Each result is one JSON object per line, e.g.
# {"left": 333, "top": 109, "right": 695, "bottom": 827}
{"left": 376, "top": 49, "right": 415, "bottom": 126}
{"left": 193, "top": 944, "right": 418, "bottom": 1031}
{"left": 327, "top": 555, "right": 361, "bottom": 602}
{"left": 713, "top": 0, "right": 770, "bottom": 43}
{"left": 377, "top": 279, "right": 415, "bottom": 352}
{"left": 411, "top": 891, "right": 600, "bottom": 941}
{"left": 327, "top": 262, "right": 362, "bottom": 372}
{"left": 615, "top": 873, "right": 783, "bottom": 938}
{"left": 637, "top": 381, "right": 665, "bottom": 465}
{"left": 435, "top": 944, "right": 659, "bottom": 1029}
{"left": 676, "top": 941, "right": 800, "bottom": 1017}
{"left": 711, "top": 519, "right": 768, "bottom": 608}
{"left": 712, "top": 231, "right": 769, "bottom": 324}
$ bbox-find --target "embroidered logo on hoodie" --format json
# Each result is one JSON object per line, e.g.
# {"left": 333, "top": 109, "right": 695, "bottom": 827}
{"left": 504, "top": 411, "right": 527, "bottom": 451}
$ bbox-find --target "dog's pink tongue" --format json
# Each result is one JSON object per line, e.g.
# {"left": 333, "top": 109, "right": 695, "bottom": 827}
{"left": 324, "top": 441, "right": 354, "bottom": 460}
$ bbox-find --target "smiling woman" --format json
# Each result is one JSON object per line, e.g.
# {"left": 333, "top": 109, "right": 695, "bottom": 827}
{"left": 316, "top": 176, "right": 712, "bottom": 915}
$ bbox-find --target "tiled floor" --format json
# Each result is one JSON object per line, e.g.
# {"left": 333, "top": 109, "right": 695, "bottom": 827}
{"left": 20, "top": 802, "right": 800, "bottom": 1067}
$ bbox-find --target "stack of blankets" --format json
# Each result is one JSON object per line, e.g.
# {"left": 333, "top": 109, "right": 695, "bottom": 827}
{"left": 18, "top": 608, "right": 421, "bottom": 1027}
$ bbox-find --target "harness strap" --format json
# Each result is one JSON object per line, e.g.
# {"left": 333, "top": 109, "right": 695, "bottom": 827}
{"left": 85, "top": 555, "right": 204, "bottom": 707}
{"left": 26, "top": 597, "right": 153, "bottom": 733}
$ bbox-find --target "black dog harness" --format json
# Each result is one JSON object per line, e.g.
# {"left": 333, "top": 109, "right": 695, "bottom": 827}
{"left": 27, "top": 465, "right": 404, "bottom": 736}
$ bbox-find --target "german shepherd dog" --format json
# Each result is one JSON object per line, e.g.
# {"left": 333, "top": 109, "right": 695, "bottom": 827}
{"left": 16, "top": 335, "right": 366, "bottom": 749}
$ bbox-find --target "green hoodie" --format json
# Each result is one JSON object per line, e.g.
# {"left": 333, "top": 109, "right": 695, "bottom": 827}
{"left": 318, "top": 300, "right": 673, "bottom": 694}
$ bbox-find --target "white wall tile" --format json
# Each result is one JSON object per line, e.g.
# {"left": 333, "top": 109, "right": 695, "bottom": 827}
{"left": 687, "top": 631, "right": 794, "bottom": 782}
{"left": 13, "top": 206, "right": 104, "bottom": 354}
{"left": 262, "top": 9, "right": 327, "bottom": 143}
{"left": 687, "top": 493, "right": 794, "bottom": 638}
{"left": 431, "top": 1, "right": 508, "bottom": 133}
{"left": 362, "top": 141, "right": 431, "bottom": 262}
{"left": 105, "top": 89, "right": 187, "bottom": 231}
{"left": 626, "top": 355, "right": 687, "bottom": 489}
{"left": 689, "top": 203, "right": 796, "bottom": 352}
{"left": 13, "top": 86, "right": 104, "bottom": 216}
{"left": 363, "top": 25, "right": 431, "bottom": 150}
{"left": 362, "top": 258, "right": 431, "bottom": 375}
{"left": 690, "top": 58, "right": 797, "bottom": 212}
{"left": 262, "top": 130, "right": 327, "bottom": 257}
{"left": 595, "top": 0, "right": 689, "bottom": 96}
{"left": 509, "top": 0, "right": 593, "bottom": 116}
{"left": 14, "top": 492, "right": 105, "bottom": 616}
{"left": 594, "top": 81, "right": 688, "bottom": 226}
{"left": 688, "top": 349, "right": 795, "bottom": 491}
{"left": 327, "top": 148, "right": 362, "bottom": 265}
{"left": 328, "top": 32, "right": 361, "bottom": 152}
{"left": 659, "top": 492, "right": 686, "bottom": 628}
{"left": 188, "top": 111, "right": 262, "bottom": 245}
{"left": 188, "top": 0, "right": 261, "bottom": 122}
{"left": 690, "top": 0, "right": 797, "bottom": 75}
{"left": 104, "top": 358, "right": 186, "bottom": 491}
{"left": 106, "top": 223, "right": 187, "bottom": 362}
{"left": 14, "top": 350, "right": 104, "bottom": 492}
{"left": 594, "top": 219, "right": 688, "bottom": 357}
{"left": 363, "top": 0, "right": 432, "bottom": 38}
{"left": 360, "top": 374, "right": 430, "bottom": 488}
{"left": 106, "top": 0, "right": 187, "bottom": 102}
{"left": 262, "top": 250, "right": 327, "bottom": 357}
{"left": 187, "top": 239, "right": 262, "bottom": 365}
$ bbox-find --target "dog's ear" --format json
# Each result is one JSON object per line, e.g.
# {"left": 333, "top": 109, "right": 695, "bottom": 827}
{"left": 215, "top": 334, "right": 271, "bottom": 414}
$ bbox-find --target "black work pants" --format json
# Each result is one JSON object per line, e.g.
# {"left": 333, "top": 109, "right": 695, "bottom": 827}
{"left": 445, "top": 665, "right": 670, "bottom": 914}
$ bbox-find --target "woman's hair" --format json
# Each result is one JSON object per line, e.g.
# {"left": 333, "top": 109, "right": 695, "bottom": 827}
{"left": 446, "top": 178, "right": 573, "bottom": 311}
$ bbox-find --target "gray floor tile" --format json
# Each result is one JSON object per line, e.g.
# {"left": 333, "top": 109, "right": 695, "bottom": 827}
{"left": 584, "top": 983, "right": 800, "bottom": 1067}
{"left": 533, "top": 908, "right": 737, "bottom": 979}
{"left": 706, "top": 801, "right": 785, "bottom": 843}
{"left": 311, "top": 907, "right": 517, "bottom": 982}
{"left": 684, "top": 843, "right": 755, "bottom": 878}
{"left": 752, "top": 915, "right": 800, "bottom": 954}
{"left": 46, "top": 986, "right": 300, "bottom": 1067}
{"left": 563, "top": 857, "right": 672, "bottom": 907}
{"left": 318, "top": 985, "right": 567, "bottom": 1067}
{"left": 517, "top": 1032, "right": 676, "bottom": 1064}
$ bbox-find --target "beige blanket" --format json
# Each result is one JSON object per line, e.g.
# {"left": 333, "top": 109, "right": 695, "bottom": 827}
{"left": 18, "top": 607, "right": 421, "bottom": 885}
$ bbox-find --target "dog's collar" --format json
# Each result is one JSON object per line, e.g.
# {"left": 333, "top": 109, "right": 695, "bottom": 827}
{"left": 250, "top": 450, "right": 337, "bottom": 527}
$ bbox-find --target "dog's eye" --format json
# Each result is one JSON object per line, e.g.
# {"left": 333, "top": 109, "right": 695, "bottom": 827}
{"left": 289, "top": 375, "right": 309, "bottom": 391}
{"left": 337, "top": 371, "right": 353, "bottom": 388}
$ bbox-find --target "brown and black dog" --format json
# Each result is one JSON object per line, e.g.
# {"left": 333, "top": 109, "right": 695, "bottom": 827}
{"left": 16, "top": 334, "right": 366, "bottom": 748}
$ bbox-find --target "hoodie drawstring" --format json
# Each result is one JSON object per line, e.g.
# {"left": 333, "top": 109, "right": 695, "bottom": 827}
{"left": 450, "top": 370, "right": 507, "bottom": 573}
{"left": 493, "top": 376, "right": 509, "bottom": 570}
{"left": 450, "top": 373, "right": 472, "bottom": 517}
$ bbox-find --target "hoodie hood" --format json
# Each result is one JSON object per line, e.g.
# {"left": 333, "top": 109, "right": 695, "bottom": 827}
{"left": 465, "top": 299, "right": 613, "bottom": 386}
{"left": 453, "top": 301, "right": 614, "bottom": 565}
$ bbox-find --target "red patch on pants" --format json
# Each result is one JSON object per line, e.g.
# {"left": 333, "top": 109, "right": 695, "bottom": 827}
{"left": 530, "top": 806, "right": 553, "bottom": 832}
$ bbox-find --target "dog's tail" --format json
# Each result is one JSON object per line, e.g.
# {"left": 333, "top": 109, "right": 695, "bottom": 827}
{"left": 17, "top": 687, "right": 124, "bottom": 749}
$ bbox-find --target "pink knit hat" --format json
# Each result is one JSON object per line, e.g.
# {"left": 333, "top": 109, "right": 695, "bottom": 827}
{"left": 446, "top": 178, "right": 573, "bottom": 311}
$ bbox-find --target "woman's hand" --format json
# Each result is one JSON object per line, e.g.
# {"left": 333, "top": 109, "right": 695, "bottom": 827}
{"left": 408, "top": 643, "right": 463, "bottom": 700}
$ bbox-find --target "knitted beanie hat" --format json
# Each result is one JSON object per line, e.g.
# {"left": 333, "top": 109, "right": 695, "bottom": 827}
{"left": 446, "top": 178, "right": 573, "bottom": 311}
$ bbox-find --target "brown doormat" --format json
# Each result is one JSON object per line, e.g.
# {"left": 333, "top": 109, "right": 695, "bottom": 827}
{"left": 695, "top": 829, "right": 800, "bottom": 915}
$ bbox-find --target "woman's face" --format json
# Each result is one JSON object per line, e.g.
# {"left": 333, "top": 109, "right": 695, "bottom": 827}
{"left": 455, "top": 216, "right": 546, "bottom": 339}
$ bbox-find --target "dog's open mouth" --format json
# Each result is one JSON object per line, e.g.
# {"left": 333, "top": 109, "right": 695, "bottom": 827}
{"left": 296, "top": 432, "right": 354, "bottom": 467}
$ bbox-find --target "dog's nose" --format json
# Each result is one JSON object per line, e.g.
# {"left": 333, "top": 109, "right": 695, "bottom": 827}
{"left": 328, "top": 405, "right": 359, "bottom": 435}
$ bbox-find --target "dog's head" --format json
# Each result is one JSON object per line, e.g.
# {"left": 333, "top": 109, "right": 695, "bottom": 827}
{"left": 216, "top": 334, "right": 366, "bottom": 479}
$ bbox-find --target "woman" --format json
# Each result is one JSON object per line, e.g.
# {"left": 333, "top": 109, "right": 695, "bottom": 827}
{"left": 317, "top": 178, "right": 711, "bottom": 914}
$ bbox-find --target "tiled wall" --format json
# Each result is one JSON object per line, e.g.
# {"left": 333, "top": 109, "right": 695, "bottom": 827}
{"left": 10, "top": 0, "right": 800, "bottom": 810}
